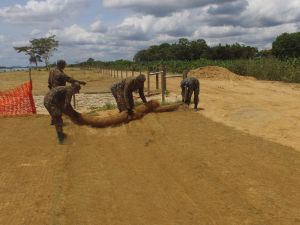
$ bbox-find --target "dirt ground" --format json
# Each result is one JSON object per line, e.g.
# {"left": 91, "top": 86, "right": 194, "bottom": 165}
{"left": 0, "top": 67, "right": 300, "bottom": 225}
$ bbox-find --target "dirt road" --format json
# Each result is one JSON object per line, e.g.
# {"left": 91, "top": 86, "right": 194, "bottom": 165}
{"left": 0, "top": 113, "right": 300, "bottom": 225}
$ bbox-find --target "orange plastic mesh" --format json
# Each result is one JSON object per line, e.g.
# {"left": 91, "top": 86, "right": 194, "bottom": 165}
{"left": 0, "top": 81, "right": 36, "bottom": 116}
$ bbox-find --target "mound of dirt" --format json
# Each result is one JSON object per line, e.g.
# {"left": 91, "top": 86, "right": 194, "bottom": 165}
{"left": 188, "top": 66, "right": 256, "bottom": 81}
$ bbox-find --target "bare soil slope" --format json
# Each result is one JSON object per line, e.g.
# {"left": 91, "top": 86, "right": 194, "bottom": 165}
{"left": 0, "top": 113, "right": 300, "bottom": 225}
{"left": 189, "top": 66, "right": 256, "bottom": 81}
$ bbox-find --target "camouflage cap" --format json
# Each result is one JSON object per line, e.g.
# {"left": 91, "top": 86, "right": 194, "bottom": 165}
{"left": 136, "top": 74, "right": 146, "bottom": 82}
{"left": 57, "top": 59, "right": 67, "bottom": 68}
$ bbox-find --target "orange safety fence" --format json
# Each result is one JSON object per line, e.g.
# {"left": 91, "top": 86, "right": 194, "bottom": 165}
{"left": 0, "top": 81, "right": 36, "bottom": 116}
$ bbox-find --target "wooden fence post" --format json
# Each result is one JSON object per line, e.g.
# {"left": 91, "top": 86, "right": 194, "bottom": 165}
{"left": 28, "top": 67, "right": 32, "bottom": 81}
{"left": 156, "top": 72, "right": 159, "bottom": 89}
{"left": 161, "top": 68, "right": 166, "bottom": 104}
{"left": 73, "top": 94, "right": 76, "bottom": 109}
{"left": 163, "top": 66, "right": 167, "bottom": 91}
{"left": 147, "top": 71, "right": 150, "bottom": 96}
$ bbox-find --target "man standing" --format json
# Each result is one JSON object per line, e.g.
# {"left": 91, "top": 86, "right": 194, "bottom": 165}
{"left": 44, "top": 82, "right": 81, "bottom": 144}
{"left": 111, "top": 74, "right": 147, "bottom": 115}
{"left": 48, "top": 59, "right": 86, "bottom": 89}
{"left": 181, "top": 76, "right": 200, "bottom": 110}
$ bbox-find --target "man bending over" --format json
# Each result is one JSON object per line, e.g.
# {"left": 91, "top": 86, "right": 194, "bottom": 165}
{"left": 111, "top": 74, "right": 147, "bottom": 115}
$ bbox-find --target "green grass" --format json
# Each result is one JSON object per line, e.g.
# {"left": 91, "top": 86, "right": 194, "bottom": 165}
{"left": 87, "top": 102, "right": 116, "bottom": 114}
{"left": 157, "top": 58, "right": 300, "bottom": 83}
{"left": 102, "top": 102, "right": 116, "bottom": 110}
{"left": 165, "top": 90, "right": 170, "bottom": 97}
{"left": 86, "top": 58, "right": 300, "bottom": 83}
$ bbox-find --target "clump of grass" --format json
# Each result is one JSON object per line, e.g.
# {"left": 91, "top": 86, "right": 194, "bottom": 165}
{"left": 86, "top": 110, "right": 100, "bottom": 116}
{"left": 103, "top": 102, "right": 116, "bottom": 110}
{"left": 135, "top": 101, "right": 144, "bottom": 106}
{"left": 165, "top": 90, "right": 170, "bottom": 97}
{"left": 87, "top": 102, "right": 116, "bottom": 114}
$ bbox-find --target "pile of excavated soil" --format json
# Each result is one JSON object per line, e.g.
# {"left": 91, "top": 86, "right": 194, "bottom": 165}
{"left": 188, "top": 66, "right": 256, "bottom": 81}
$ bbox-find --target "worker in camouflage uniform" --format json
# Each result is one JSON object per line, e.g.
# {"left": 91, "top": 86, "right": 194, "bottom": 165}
{"left": 48, "top": 59, "right": 86, "bottom": 89}
{"left": 180, "top": 76, "right": 200, "bottom": 110}
{"left": 111, "top": 74, "right": 147, "bottom": 115}
{"left": 44, "top": 82, "right": 81, "bottom": 144}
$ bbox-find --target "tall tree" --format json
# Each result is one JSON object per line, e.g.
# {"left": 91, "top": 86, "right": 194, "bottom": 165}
{"left": 31, "top": 35, "right": 59, "bottom": 69}
{"left": 190, "top": 39, "right": 209, "bottom": 59}
{"left": 272, "top": 32, "right": 300, "bottom": 59}
{"left": 173, "top": 38, "right": 191, "bottom": 60}
{"left": 13, "top": 46, "right": 42, "bottom": 67}
{"left": 14, "top": 35, "right": 59, "bottom": 69}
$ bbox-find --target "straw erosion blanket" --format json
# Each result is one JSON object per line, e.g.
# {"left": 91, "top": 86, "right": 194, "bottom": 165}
{"left": 0, "top": 109, "right": 300, "bottom": 225}
{"left": 0, "top": 66, "right": 300, "bottom": 224}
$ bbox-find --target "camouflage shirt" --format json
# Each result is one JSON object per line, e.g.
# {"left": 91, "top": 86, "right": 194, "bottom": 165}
{"left": 180, "top": 77, "right": 200, "bottom": 89}
{"left": 48, "top": 68, "right": 76, "bottom": 89}
{"left": 112, "top": 77, "right": 147, "bottom": 110}
{"left": 44, "top": 86, "right": 74, "bottom": 111}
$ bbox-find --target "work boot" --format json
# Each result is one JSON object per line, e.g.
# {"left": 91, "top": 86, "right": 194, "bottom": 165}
{"left": 57, "top": 132, "right": 67, "bottom": 144}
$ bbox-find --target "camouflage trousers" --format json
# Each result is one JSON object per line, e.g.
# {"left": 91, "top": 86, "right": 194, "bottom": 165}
{"left": 44, "top": 101, "right": 63, "bottom": 126}
{"left": 181, "top": 85, "right": 200, "bottom": 109}
{"left": 111, "top": 83, "right": 127, "bottom": 112}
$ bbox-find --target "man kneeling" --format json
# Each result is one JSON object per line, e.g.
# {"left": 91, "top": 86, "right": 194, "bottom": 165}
{"left": 44, "top": 82, "right": 81, "bottom": 144}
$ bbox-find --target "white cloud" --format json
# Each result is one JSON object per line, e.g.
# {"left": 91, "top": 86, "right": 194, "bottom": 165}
{"left": 206, "top": 0, "right": 300, "bottom": 28}
{"left": 0, "top": 0, "right": 88, "bottom": 24}
{"left": 48, "top": 24, "right": 103, "bottom": 45}
{"left": 103, "top": 0, "right": 237, "bottom": 15}
{"left": 0, "top": 35, "right": 6, "bottom": 42}
{"left": 90, "top": 19, "right": 107, "bottom": 33}
{"left": 30, "top": 29, "right": 41, "bottom": 36}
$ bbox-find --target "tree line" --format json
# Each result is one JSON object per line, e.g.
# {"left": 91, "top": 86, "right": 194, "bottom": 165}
{"left": 134, "top": 32, "right": 300, "bottom": 62}
{"left": 134, "top": 38, "right": 258, "bottom": 62}
{"left": 13, "top": 31, "right": 300, "bottom": 69}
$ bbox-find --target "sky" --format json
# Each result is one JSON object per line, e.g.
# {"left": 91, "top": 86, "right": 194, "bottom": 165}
{"left": 0, "top": 0, "right": 299, "bottom": 66}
